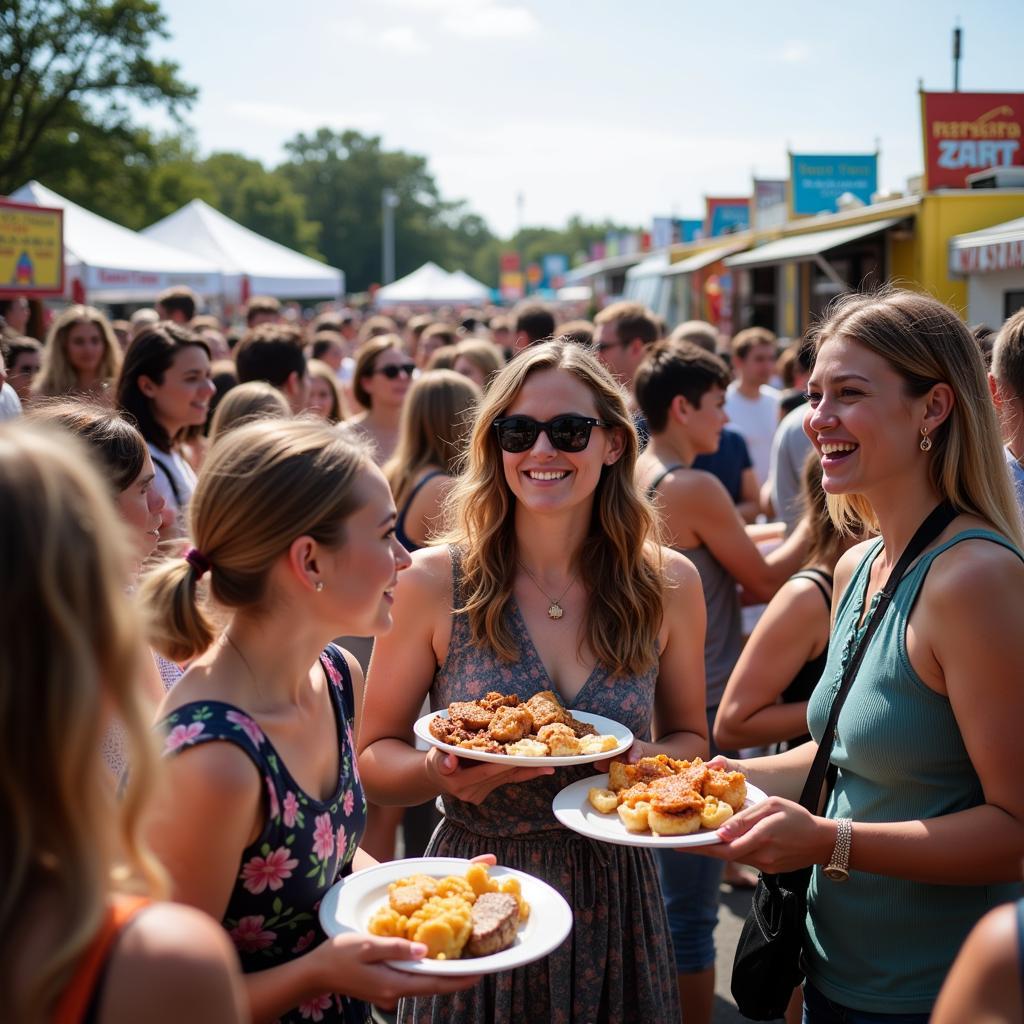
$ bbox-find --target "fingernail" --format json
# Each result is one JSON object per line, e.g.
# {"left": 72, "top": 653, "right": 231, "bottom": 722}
{"left": 411, "top": 943, "right": 428, "bottom": 957}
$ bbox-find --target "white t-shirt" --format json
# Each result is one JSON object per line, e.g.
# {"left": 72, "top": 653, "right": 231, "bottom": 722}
{"left": 0, "top": 382, "right": 22, "bottom": 421}
{"left": 147, "top": 442, "right": 197, "bottom": 528}
{"left": 1004, "top": 445, "right": 1024, "bottom": 517}
{"left": 725, "top": 382, "right": 780, "bottom": 486}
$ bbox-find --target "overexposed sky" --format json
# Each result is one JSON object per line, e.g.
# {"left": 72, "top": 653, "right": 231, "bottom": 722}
{"left": 149, "top": 0, "right": 1023, "bottom": 236}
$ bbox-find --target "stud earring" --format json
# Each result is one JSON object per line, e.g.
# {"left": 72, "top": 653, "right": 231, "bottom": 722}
{"left": 315, "top": 581, "right": 325, "bottom": 592}
{"left": 919, "top": 427, "right": 932, "bottom": 452}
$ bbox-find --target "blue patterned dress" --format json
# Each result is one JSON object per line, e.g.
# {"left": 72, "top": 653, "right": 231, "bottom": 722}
{"left": 399, "top": 548, "right": 679, "bottom": 1024}
{"left": 160, "top": 644, "right": 370, "bottom": 1024}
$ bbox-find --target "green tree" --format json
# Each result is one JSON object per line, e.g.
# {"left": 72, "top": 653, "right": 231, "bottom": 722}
{"left": 0, "top": 0, "right": 196, "bottom": 195}
{"left": 278, "top": 128, "right": 496, "bottom": 292}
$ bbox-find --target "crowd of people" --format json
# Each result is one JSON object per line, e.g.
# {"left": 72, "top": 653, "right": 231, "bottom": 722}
{"left": 1, "top": 284, "right": 1023, "bottom": 1024}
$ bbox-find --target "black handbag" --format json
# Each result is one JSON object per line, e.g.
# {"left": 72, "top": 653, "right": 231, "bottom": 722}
{"left": 730, "top": 502, "right": 957, "bottom": 1021}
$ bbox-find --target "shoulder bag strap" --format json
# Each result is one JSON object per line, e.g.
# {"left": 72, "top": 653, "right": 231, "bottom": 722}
{"left": 796, "top": 502, "right": 958, "bottom": 812}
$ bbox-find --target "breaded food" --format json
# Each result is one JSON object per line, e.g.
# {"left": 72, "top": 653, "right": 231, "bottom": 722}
{"left": 524, "top": 690, "right": 571, "bottom": 729}
{"left": 480, "top": 691, "right": 519, "bottom": 710}
{"left": 648, "top": 775, "right": 706, "bottom": 815}
{"left": 704, "top": 767, "right": 747, "bottom": 811}
{"left": 617, "top": 801, "right": 652, "bottom": 832}
{"left": 588, "top": 787, "right": 619, "bottom": 814}
{"left": 429, "top": 716, "right": 471, "bottom": 745}
{"left": 457, "top": 735, "right": 506, "bottom": 755}
{"left": 464, "top": 892, "right": 520, "bottom": 957}
{"left": 608, "top": 754, "right": 677, "bottom": 792}
{"left": 648, "top": 805, "right": 702, "bottom": 836}
{"left": 448, "top": 701, "right": 494, "bottom": 732}
{"left": 389, "top": 883, "right": 430, "bottom": 917}
{"left": 487, "top": 704, "right": 534, "bottom": 743}
{"left": 699, "top": 795, "right": 734, "bottom": 829}
{"left": 536, "top": 722, "right": 580, "bottom": 757}
{"left": 578, "top": 733, "right": 618, "bottom": 755}
{"left": 504, "top": 738, "right": 549, "bottom": 757}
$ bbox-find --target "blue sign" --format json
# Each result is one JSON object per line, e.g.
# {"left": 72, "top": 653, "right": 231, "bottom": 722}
{"left": 790, "top": 153, "right": 878, "bottom": 215}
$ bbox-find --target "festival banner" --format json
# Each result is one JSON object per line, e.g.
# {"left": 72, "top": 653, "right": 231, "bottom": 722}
{"left": 752, "top": 179, "right": 788, "bottom": 230}
{"left": 789, "top": 154, "right": 877, "bottom": 216}
{"left": 0, "top": 198, "right": 64, "bottom": 297}
{"left": 920, "top": 91, "right": 1024, "bottom": 190}
{"left": 705, "top": 197, "right": 750, "bottom": 238}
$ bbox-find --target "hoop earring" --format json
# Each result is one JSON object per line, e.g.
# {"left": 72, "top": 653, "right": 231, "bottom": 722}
{"left": 919, "top": 427, "right": 932, "bottom": 452}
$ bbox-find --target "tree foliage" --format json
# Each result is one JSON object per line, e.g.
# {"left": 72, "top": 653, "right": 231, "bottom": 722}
{"left": 0, "top": 0, "right": 195, "bottom": 194}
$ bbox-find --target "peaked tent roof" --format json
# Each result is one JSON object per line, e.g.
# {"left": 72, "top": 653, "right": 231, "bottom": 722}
{"left": 375, "top": 262, "right": 489, "bottom": 304}
{"left": 8, "top": 181, "right": 222, "bottom": 303}
{"left": 142, "top": 199, "right": 343, "bottom": 301}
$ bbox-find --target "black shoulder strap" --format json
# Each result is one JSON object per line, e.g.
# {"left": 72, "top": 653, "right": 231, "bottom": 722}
{"left": 797, "top": 502, "right": 958, "bottom": 812}
{"left": 790, "top": 569, "right": 833, "bottom": 611}
{"left": 647, "top": 463, "right": 686, "bottom": 499}
{"left": 149, "top": 451, "right": 184, "bottom": 506}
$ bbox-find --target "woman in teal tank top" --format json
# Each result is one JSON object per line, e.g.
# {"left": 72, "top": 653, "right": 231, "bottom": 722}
{"left": 689, "top": 290, "right": 1024, "bottom": 1021}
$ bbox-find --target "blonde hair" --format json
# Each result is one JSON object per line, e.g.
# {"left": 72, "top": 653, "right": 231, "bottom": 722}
{"left": 453, "top": 338, "right": 504, "bottom": 390}
{"left": 384, "top": 369, "right": 480, "bottom": 509}
{"left": 208, "top": 380, "right": 291, "bottom": 444}
{"left": 0, "top": 422, "right": 165, "bottom": 1018}
{"left": 445, "top": 341, "right": 663, "bottom": 677}
{"left": 814, "top": 289, "right": 1023, "bottom": 545}
{"left": 142, "top": 419, "right": 373, "bottom": 662}
{"left": 306, "top": 358, "right": 346, "bottom": 422}
{"left": 35, "top": 305, "right": 122, "bottom": 397}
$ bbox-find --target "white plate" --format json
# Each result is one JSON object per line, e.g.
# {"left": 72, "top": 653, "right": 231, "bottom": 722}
{"left": 319, "top": 857, "right": 573, "bottom": 976}
{"left": 414, "top": 708, "right": 633, "bottom": 767}
{"left": 552, "top": 773, "right": 769, "bottom": 848}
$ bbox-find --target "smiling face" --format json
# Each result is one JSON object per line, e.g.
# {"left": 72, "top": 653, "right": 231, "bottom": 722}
{"left": 500, "top": 367, "right": 624, "bottom": 518}
{"left": 140, "top": 345, "right": 215, "bottom": 438}
{"left": 65, "top": 321, "right": 106, "bottom": 379}
{"left": 115, "top": 451, "right": 165, "bottom": 566}
{"left": 804, "top": 335, "right": 929, "bottom": 498}
{"left": 320, "top": 463, "right": 411, "bottom": 636}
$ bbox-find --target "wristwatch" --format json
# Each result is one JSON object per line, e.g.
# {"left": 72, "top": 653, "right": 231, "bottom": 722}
{"left": 823, "top": 818, "right": 852, "bottom": 882}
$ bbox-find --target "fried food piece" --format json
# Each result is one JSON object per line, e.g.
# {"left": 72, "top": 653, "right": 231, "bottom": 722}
{"left": 465, "top": 892, "right": 520, "bottom": 957}
{"left": 617, "top": 801, "right": 652, "bottom": 832}
{"left": 497, "top": 876, "right": 530, "bottom": 922}
{"left": 608, "top": 754, "right": 676, "bottom": 792}
{"left": 368, "top": 906, "right": 409, "bottom": 937}
{"left": 578, "top": 733, "right": 618, "bottom": 755}
{"left": 647, "top": 776, "right": 706, "bottom": 836}
{"left": 389, "top": 883, "right": 428, "bottom": 917}
{"left": 480, "top": 691, "right": 519, "bottom": 710}
{"left": 448, "top": 701, "right": 494, "bottom": 732}
{"left": 429, "top": 715, "right": 471, "bottom": 745}
{"left": 487, "top": 705, "right": 534, "bottom": 743}
{"left": 619, "top": 780, "right": 658, "bottom": 806}
{"left": 648, "top": 805, "right": 703, "bottom": 836}
{"left": 465, "top": 863, "right": 500, "bottom": 897}
{"left": 504, "top": 738, "right": 549, "bottom": 757}
{"left": 458, "top": 735, "right": 506, "bottom": 755}
{"left": 524, "top": 690, "right": 570, "bottom": 729}
{"left": 568, "top": 715, "right": 598, "bottom": 738}
{"left": 436, "top": 875, "right": 476, "bottom": 901}
{"left": 699, "top": 795, "right": 734, "bottom": 829}
{"left": 536, "top": 722, "right": 580, "bottom": 756}
{"left": 588, "top": 787, "right": 619, "bottom": 814}
{"left": 703, "top": 768, "right": 747, "bottom": 811}
{"left": 407, "top": 895, "right": 473, "bottom": 960}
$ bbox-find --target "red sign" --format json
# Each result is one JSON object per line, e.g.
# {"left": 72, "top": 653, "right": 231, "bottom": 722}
{"left": 500, "top": 251, "right": 521, "bottom": 272}
{"left": 951, "top": 237, "right": 1024, "bottom": 275}
{"left": 921, "top": 91, "right": 1024, "bottom": 190}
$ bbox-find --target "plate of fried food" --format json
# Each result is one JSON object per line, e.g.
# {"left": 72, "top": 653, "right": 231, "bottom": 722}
{"left": 551, "top": 755, "right": 767, "bottom": 848}
{"left": 319, "top": 857, "right": 573, "bottom": 976}
{"left": 415, "top": 689, "right": 633, "bottom": 767}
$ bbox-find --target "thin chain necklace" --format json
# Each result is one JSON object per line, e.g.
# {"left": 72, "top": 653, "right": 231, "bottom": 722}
{"left": 222, "top": 632, "right": 263, "bottom": 697}
{"left": 517, "top": 560, "right": 578, "bottom": 620}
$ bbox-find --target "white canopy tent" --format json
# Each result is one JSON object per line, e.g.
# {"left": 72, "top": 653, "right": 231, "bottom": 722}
{"left": 143, "top": 199, "right": 344, "bottom": 302}
{"left": 375, "top": 262, "right": 491, "bottom": 304}
{"left": 8, "top": 181, "right": 222, "bottom": 303}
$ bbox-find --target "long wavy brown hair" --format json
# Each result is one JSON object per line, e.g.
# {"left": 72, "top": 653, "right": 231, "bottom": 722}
{"left": 444, "top": 340, "right": 664, "bottom": 677}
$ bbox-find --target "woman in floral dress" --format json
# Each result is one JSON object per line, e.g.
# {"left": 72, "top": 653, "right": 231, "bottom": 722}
{"left": 359, "top": 341, "right": 710, "bottom": 1023}
{"left": 143, "top": 419, "right": 480, "bottom": 1024}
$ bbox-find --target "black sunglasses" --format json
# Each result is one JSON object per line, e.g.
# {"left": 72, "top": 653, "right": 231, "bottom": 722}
{"left": 492, "top": 414, "right": 611, "bottom": 453}
{"left": 373, "top": 362, "right": 416, "bottom": 379}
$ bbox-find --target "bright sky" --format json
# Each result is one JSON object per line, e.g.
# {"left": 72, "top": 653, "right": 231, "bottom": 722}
{"left": 150, "top": 0, "right": 1023, "bottom": 237}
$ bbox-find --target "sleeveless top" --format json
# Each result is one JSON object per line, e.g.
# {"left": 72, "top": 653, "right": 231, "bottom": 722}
{"left": 52, "top": 895, "right": 150, "bottom": 1024}
{"left": 395, "top": 469, "right": 445, "bottom": 553}
{"left": 779, "top": 568, "right": 832, "bottom": 706}
{"left": 647, "top": 464, "right": 743, "bottom": 707}
{"left": 159, "top": 644, "right": 369, "bottom": 1024}
{"left": 804, "top": 530, "right": 1023, "bottom": 1014}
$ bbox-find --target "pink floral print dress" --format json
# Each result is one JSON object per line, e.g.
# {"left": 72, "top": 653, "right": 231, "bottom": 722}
{"left": 160, "top": 644, "right": 369, "bottom": 1024}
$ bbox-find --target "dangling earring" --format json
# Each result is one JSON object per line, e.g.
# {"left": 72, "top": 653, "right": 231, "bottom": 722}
{"left": 919, "top": 427, "right": 932, "bottom": 452}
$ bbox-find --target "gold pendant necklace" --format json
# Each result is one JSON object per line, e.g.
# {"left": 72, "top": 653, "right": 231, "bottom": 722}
{"left": 517, "top": 561, "right": 578, "bottom": 620}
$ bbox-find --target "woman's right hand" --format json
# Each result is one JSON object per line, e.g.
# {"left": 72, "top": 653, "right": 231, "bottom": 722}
{"left": 308, "top": 932, "right": 482, "bottom": 1010}
{"left": 424, "top": 748, "right": 554, "bottom": 805}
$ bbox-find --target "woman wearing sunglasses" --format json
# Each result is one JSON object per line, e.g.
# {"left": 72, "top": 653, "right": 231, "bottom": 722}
{"left": 359, "top": 340, "right": 708, "bottom": 1023}
{"left": 346, "top": 334, "right": 416, "bottom": 465}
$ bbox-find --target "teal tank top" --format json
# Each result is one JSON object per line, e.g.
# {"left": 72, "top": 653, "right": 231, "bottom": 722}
{"left": 804, "top": 529, "right": 1022, "bottom": 1014}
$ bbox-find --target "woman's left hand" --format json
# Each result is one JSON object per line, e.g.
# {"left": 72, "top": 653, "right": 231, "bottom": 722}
{"left": 687, "top": 796, "right": 835, "bottom": 874}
